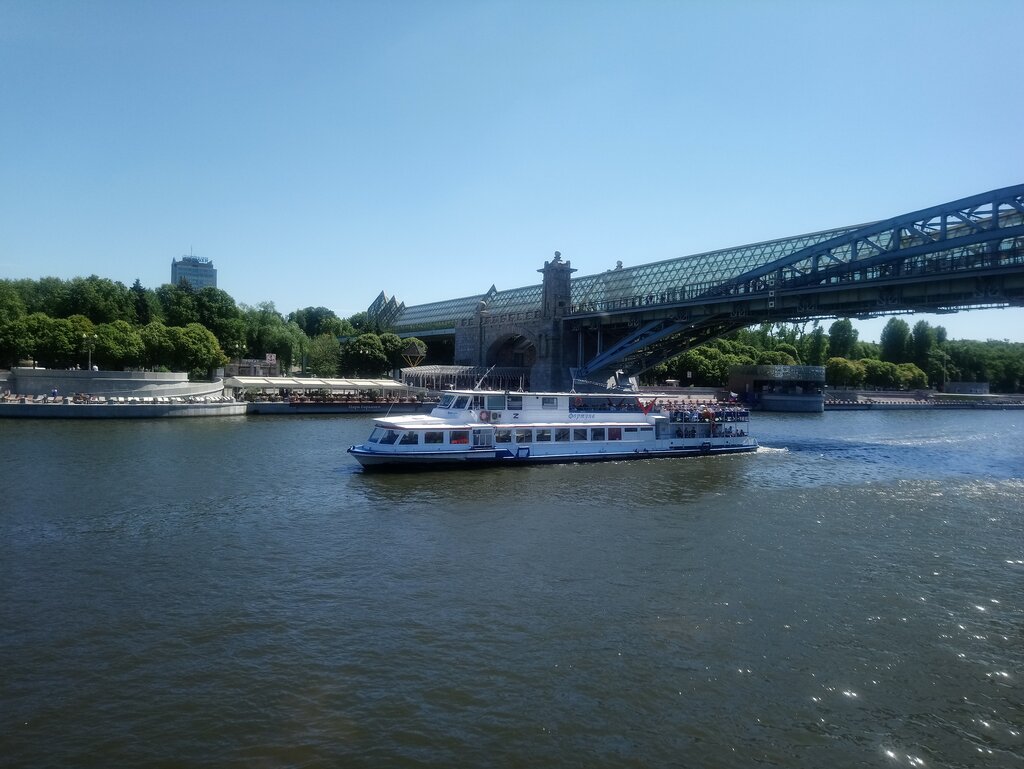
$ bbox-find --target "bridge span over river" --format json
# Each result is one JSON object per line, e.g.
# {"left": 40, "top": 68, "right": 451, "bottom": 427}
{"left": 367, "top": 184, "right": 1024, "bottom": 391}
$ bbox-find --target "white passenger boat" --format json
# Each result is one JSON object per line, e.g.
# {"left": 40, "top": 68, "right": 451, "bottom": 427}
{"left": 347, "top": 390, "right": 757, "bottom": 470}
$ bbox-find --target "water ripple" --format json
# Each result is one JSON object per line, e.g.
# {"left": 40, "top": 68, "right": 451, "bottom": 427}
{"left": 1, "top": 411, "right": 1023, "bottom": 768}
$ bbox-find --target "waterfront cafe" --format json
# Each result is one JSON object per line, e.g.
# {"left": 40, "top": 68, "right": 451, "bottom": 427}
{"left": 224, "top": 376, "right": 427, "bottom": 402}
{"left": 399, "top": 364, "right": 531, "bottom": 392}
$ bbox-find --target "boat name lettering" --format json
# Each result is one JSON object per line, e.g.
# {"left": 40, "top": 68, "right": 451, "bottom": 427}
{"left": 568, "top": 413, "right": 596, "bottom": 420}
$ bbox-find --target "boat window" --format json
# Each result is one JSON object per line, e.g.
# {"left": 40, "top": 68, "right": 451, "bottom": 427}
{"left": 640, "top": 427, "right": 654, "bottom": 434}
{"left": 438, "top": 394, "right": 456, "bottom": 409}
{"left": 507, "top": 395, "right": 523, "bottom": 411}
{"left": 535, "top": 429, "right": 551, "bottom": 442}
{"left": 453, "top": 396, "right": 470, "bottom": 409}
{"left": 591, "top": 427, "right": 605, "bottom": 441}
{"left": 625, "top": 427, "right": 638, "bottom": 433}
{"left": 554, "top": 428, "right": 570, "bottom": 442}
{"left": 514, "top": 428, "right": 531, "bottom": 443}
{"left": 472, "top": 395, "right": 485, "bottom": 410}
{"left": 380, "top": 429, "right": 400, "bottom": 445}
{"left": 608, "top": 427, "right": 622, "bottom": 441}
{"left": 541, "top": 397, "right": 558, "bottom": 409}
{"left": 424, "top": 431, "right": 444, "bottom": 444}
{"left": 368, "top": 427, "right": 385, "bottom": 443}
{"left": 494, "top": 429, "right": 513, "bottom": 443}
{"left": 450, "top": 430, "right": 469, "bottom": 445}
{"left": 399, "top": 432, "right": 419, "bottom": 445}
{"left": 572, "top": 428, "right": 588, "bottom": 441}
{"left": 486, "top": 395, "right": 505, "bottom": 410}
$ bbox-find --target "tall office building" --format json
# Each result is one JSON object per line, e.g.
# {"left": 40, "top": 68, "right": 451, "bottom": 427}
{"left": 171, "top": 254, "right": 217, "bottom": 289}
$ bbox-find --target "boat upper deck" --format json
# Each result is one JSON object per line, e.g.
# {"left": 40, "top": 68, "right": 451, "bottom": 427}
{"left": 372, "top": 390, "right": 750, "bottom": 428}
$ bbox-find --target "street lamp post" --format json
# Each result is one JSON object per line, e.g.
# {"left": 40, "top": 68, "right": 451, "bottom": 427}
{"left": 83, "top": 333, "right": 97, "bottom": 370}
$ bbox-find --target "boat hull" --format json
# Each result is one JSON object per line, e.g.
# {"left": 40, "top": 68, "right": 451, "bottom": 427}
{"left": 246, "top": 401, "right": 427, "bottom": 415}
{"left": 348, "top": 441, "right": 758, "bottom": 471}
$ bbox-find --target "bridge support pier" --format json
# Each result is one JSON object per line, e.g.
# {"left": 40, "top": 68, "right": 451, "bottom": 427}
{"left": 528, "top": 253, "right": 576, "bottom": 391}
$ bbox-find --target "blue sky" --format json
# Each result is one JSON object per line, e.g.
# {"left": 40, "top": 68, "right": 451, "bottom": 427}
{"left": 2, "top": 0, "right": 1022, "bottom": 342}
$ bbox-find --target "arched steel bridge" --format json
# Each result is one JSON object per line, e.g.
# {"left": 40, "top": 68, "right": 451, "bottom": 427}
{"left": 369, "top": 184, "right": 1024, "bottom": 387}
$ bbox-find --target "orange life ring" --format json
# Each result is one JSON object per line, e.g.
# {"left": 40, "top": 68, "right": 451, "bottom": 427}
{"left": 574, "top": 397, "right": 583, "bottom": 407}
{"left": 479, "top": 410, "right": 489, "bottom": 421}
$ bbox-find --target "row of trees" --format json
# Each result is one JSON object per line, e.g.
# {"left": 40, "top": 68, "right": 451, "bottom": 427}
{"left": 3, "top": 275, "right": 1021, "bottom": 391}
{"left": 645, "top": 318, "right": 1023, "bottom": 392}
{"left": 0, "top": 313, "right": 225, "bottom": 375}
{"left": 0, "top": 276, "right": 423, "bottom": 379}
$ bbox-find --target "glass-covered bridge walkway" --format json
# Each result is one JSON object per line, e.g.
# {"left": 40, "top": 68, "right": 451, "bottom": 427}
{"left": 370, "top": 184, "right": 1024, "bottom": 382}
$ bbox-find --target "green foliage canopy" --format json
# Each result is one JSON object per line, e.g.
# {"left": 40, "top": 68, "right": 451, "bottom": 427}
{"left": 339, "top": 333, "right": 389, "bottom": 377}
{"left": 307, "top": 334, "right": 341, "bottom": 377}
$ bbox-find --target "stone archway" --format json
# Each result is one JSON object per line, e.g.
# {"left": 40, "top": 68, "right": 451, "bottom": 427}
{"left": 487, "top": 332, "right": 538, "bottom": 369}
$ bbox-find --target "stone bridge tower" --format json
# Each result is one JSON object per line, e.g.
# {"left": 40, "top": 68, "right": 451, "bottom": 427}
{"left": 453, "top": 252, "right": 576, "bottom": 391}
{"left": 530, "top": 252, "right": 576, "bottom": 390}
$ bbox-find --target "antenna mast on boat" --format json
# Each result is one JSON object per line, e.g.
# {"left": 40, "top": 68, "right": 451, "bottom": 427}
{"left": 474, "top": 364, "right": 496, "bottom": 390}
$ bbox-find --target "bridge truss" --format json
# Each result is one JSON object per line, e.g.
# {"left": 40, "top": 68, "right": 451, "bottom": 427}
{"left": 573, "top": 184, "right": 1024, "bottom": 383}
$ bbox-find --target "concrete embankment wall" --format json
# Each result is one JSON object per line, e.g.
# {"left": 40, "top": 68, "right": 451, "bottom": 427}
{"left": 2, "top": 368, "right": 225, "bottom": 399}
{"left": 825, "top": 388, "right": 1024, "bottom": 410}
{"left": 0, "top": 401, "right": 247, "bottom": 419}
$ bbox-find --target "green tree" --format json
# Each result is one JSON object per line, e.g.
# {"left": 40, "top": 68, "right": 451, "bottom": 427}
{"left": 130, "top": 279, "right": 154, "bottom": 325}
{"left": 339, "top": 333, "right": 389, "bottom": 377}
{"left": 194, "top": 287, "right": 243, "bottom": 349}
{"left": 66, "top": 314, "right": 96, "bottom": 339}
{"left": 909, "top": 320, "right": 935, "bottom": 370}
{"left": 266, "top": 322, "right": 304, "bottom": 373}
{"left": 288, "top": 307, "right": 352, "bottom": 338}
{"left": 21, "top": 313, "right": 77, "bottom": 367}
{"left": 95, "top": 320, "right": 144, "bottom": 370}
{"left": 926, "top": 348, "right": 953, "bottom": 389}
{"left": 378, "top": 332, "right": 408, "bottom": 374}
{"left": 772, "top": 323, "right": 801, "bottom": 348}
{"left": 880, "top": 317, "right": 911, "bottom": 363}
{"left": 0, "top": 317, "right": 33, "bottom": 367}
{"left": 825, "top": 357, "right": 865, "bottom": 388}
{"left": 307, "top": 333, "right": 341, "bottom": 377}
{"left": 0, "top": 281, "right": 27, "bottom": 325}
{"left": 668, "top": 347, "right": 733, "bottom": 386}
{"left": 862, "top": 358, "right": 900, "bottom": 388}
{"left": 896, "top": 362, "right": 928, "bottom": 390}
{"left": 347, "top": 311, "right": 376, "bottom": 333}
{"left": 66, "top": 275, "right": 135, "bottom": 324}
{"left": 801, "top": 326, "right": 829, "bottom": 366}
{"left": 756, "top": 350, "right": 797, "bottom": 365}
{"left": 854, "top": 340, "right": 880, "bottom": 361}
{"left": 240, "top": 301, "right": 285, "bottom": 357}
{"left": 773, "top": 343, "right": 801, "bottom": 364}
{"left": 19, "top": 276, "right": 71, "bottom": 317}
{"left": 713, "top": 336, "right": 759, "bottom": 362}
{"left": 993, "top": 347, "right": 1023, "bottom": 393}
{"left": 156, "top": 282, "right": 199, "bottom": 327}
{"left": 140, "top": 321, "right": 176, "bottom": 369}
{"left": 67, "top": 315, "right": 98, "bottom": 367}
{"left": 828, "top": 319, "right": 858, "bottom": 359}
{"left": 178, "top": 323, "right": 226, "bottom": 377}
{"left": 945, "top": 340, "right": 988, "bottom": 382}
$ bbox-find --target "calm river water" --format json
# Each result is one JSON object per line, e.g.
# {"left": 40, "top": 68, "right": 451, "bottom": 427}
{"left": 2, "top": 409, "right": 1022, "bottom": 768}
